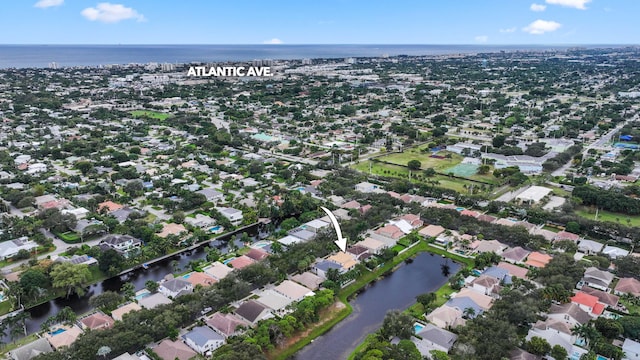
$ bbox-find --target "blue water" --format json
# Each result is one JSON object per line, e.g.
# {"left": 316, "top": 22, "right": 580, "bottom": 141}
{"left": 49, "top": 328, "right": 66, "bottom": 335}
{"left": 223, "top": 257, "right": 236, "bottom": 265}
{"left": 455, "top": 207, "right": 465, "bottom": 211}
{"left": 0, "top": 44, "right": 614, "bottom": 69}
{"left": 413, "top": 323, "right": 424, "bottom": 333}
{"left": 209, "top": 226, "right": 221, "bottom": 232}
{"left": 182, "top": 274, "right": 191, "bottom": 279}
{"left": 134, "top": 290, "right": 151, "bottom": 301}
{"left": 596, "top": 356, "right": 608, "bottom": 360}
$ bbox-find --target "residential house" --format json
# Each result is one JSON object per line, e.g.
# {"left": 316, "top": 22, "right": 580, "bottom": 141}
{"left": 554, "top": 231, "right": 580, "bottom": 243}
{"left": 470, "top": 275, "right": 501, "bottom": 297}
{"left": 153, "top": 339, "right": 197, "bottom": 360}
{"left": 235, "top": 300, "right": 272, "bottom": 325}
{"left": 622, "top": 338, "right": 640, "bottom": 360}
{"left": 274, "top": 280, "right": 314, "bottom": 301}
{"left": 111, "top": 302, "right": 142, "bottom": 321}
{"left": 509, "top": 348, "right": 541, "bottom": 360}
{"left": 44, "top": 325, "right": 83, "bottom": 350}
{"left": 602, "top": 245, "right": 630, "bottom": 259}
{"left": 97, "top": 200, "right": 124, "bottom": 213}
{"left": 355, "top": 237, "right": 387, "bottom": 255}
{"left": 159, "top": 278, "right": 193, "bottom": 298}
{"left": 303, "top": 219, "right": 330, "bottom": 233}
{"left": 99, "top": 234, "right": 142, "bottom": 254}
{"left": 183, "top": 272, "right": 217, "bottom": 288}
{"left": 327, "top": 252, "right": 358, "bottom": 272}
{"left": 245, "top": 248, "right": 269, "bottom": 262}
{"left": 419, "top": 225, "right": 446, "bottom": 239}
{"left": 79, "top": 312, "right": 114, "bottom": 331}
{"left": 206, "top": 312, "right": 249, "bottom": 338}
{"left": 615, "top": 277, "right": 640, "bottom": 297}
{"left": 471, "top": 240, "right": 508, "bottom": 255}
{"left": 228, "top": 255, "right": 255, "bottom": 270}
{"left": 256, "top": 290, "right": 294, "bottom": 316}
{"left": 205, "top": 262, "right": 234, "bottom": 280}
{"left": 185, "top": 214, "right": 216, "bottom": 229}
{"left": 183, "top": 326, "right": 225, "bottom": 355}
{"left": 0, "top": 237, "right": 38, "bottom": 260}
{"left": 571, "top": 292, "right": 605, "bottom": 316}
{"left": 547, "top": 303, "right": 591, "bottom": 328}
{"left": 526, "top": 318, "right": 586, "bottom": 359}
{"left": 288, "top": 228, "right": 316, "bottom": 242}
{"left": 112, "top": 353, "right": 142, "bottom": 360}
{"left": 577, "top": 240, "right": 604, "bottom": 255}
{"left": 9, "top": 338, "right": 53, "bottom": 360}
{"left": 501, "top": 247, "right": 530, "bottom": 264}
{"left": 354, "top": 181, "right": 384, "bottom": 193}
{"left": 137, "top": 293, "right": 172, "bottom": 309}
{"left": 445, "top": 297, "right": 483, "bottom": 318}
{"left": 496, "top": 262, "right": 529, "bottom": 279}
{"left": 216, "top": 207, "right": 243, "bottom": 226}
{"left": 158, "top": 223, "right": 188, "bottom": 239}
{"left": 453, "top": 288, "right": 494, "bottom": 310}
{"left": 581, "top": 267, "right": 614, "bottom": 292}
{"left": 371, "top": 224, "right": 405, "bottom": 247}
{"left": 426, "top": 305, "right": 466, "bottom": 329}
{"left": 399, "top": 214, "right": 424, "bottom": 228}
{"left": 291, "top": 272, "right": 323, "bottom": 291}
{"left": 580, "top": 286, "right": 619, "bottom": 308}
{"left": 347, "top": 245, "right": 370, "bottom": 261}
{"left": 196, "top": 188, "right": 223, "bottom": 202}
{"left": 525, "top": 252, "right": 553, "bottom": 268}
{"left": 313, "top": 260, "right": 343, "bottom": 279}
{"left": 412, "top": 324, "right": 458, "bottom": 356}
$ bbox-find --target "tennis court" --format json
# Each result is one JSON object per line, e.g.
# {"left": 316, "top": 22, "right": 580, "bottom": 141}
{"left": 445, "top": 163, "right": 479, "bottom": 177}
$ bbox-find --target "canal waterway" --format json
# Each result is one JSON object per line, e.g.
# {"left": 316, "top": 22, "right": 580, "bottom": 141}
{"left": 295, "top": 252, "right": 459, "bottom": 360}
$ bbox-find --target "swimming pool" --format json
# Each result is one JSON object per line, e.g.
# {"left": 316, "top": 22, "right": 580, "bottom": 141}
{"left": 49, "top": 328, "right": 66, "bottom": 335}
{"left": 455, "top": 207, "right": 465, "bottom": 211}
{"left": 182, "top": 273, "right": 191, "bottom": 279}
{"left": 596, "top": 356, "right": 608, "bottom": 360}
{"left": 209, "top": 225, "right": 221, "bottom": 232}
{"left": 223, "top": 257, "right": 236, "bottom": 265}
{"left": 413, "top": 323, "right": 424, "bottom": 333}
{"left": 134, "top": 289, "right": 151, "bottom": 301}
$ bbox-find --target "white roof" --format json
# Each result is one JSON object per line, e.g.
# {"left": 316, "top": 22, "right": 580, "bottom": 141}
{"left": 278, "top": 235, "right": 303, "bottom": 246}
{"left": 390, "top": 219, "right": 413, "bottom": 234}
{"left": 256, "top": 290, "right": 293, "bottom": 311}
{"left": 516, "top": 186, "right": 552, "bottom": 202}
{"left": 304, "top": 219, "right": 330, "bottom": 229}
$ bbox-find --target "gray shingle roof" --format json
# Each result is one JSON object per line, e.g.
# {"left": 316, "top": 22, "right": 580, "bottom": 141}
{"left": 183, "top": 326, "right": 223, "bottom": 347}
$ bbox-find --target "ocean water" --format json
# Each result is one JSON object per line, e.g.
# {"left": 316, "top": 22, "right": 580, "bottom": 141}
{"left": 0, "top": 44, "right": 610, "bottom": 69}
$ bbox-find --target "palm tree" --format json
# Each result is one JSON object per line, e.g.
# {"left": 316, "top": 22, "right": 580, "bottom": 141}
{"left": 463, "top": 307, "right": 476, "bottom": 319}
{"left": 572, "top": 323, "right": 599, "bottom": 349}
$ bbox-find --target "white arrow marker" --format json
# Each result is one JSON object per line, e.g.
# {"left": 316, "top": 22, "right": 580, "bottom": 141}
{"left": 320, "top": 206, "right": 347, "bottom": 252}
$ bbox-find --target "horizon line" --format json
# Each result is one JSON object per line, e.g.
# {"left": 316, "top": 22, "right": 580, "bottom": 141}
{"left": 0, "top": 43, "right": 638, "bottom": 47}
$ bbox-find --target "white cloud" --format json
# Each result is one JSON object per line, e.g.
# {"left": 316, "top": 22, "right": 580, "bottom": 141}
{"left": 500, "top": 27, "right": 517, "bottom": 33}
{"left": 81, "top": 3, "right": 145, "bottom": 23}
{"left": 530, "top": 3, "right": 547, "bottom": 11}
{"left": 545, "top": 0, "right": 591, "bottom": 10}
{"left": 474, "top": 35, "right": 489, "bottom": 43}
{"left": 263, "top": 38, "right": 283, "bottom": 44}
{"left": 34, "top": 0, "right": 63, "bottom": 8}
{"left": 523, "top": 19, "right": 562, "bottom": 34}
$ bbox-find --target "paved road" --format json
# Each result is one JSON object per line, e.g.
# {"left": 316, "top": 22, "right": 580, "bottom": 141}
{"left": 1, "top": 229, "right": 105, "bottom": 273}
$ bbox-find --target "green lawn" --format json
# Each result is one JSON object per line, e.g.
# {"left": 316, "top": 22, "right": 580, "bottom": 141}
{"left": 130, "top": 110, "right": 171, "bottom": 120}
{"left": 0, "top": 301, "right": 13, "bottom": 316}
{"left": 379, "top": 149, "right": 463, "bottom": 171}
{"left": 575, "top": 207, "right": 640, "bottom": 227}
{"left": 55, "top": 231, "right": 80, "bottom": 243}
{"left": 0, "top": 333, "right": 39, "bottom": 356}
{"left": 351, "top": 161, "right": 492, "bottom": 194}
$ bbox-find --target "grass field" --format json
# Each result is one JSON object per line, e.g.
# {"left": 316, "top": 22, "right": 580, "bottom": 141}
{"left": 575, "top": 207, "right": 640, "bottom": 227}
{"left": 352, "top": 160, "right": 494, "bottom": 194}
{"left": 55, "top": 231, "right": 80, "bottom": 243}
{"left": 130, "top": 110, "right": 172, "bottom": 120}
{"left": 366, "top": 148, "right": 499, "bottom": 184}
{"left": 379, "top": 149, "right": 463, "bottom": 171}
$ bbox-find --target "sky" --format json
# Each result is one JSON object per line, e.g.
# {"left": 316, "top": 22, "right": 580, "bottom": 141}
{"left": 0, "top": 0, "right": 637, "bottom": 45}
